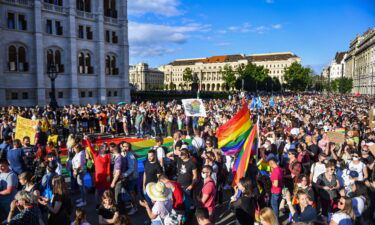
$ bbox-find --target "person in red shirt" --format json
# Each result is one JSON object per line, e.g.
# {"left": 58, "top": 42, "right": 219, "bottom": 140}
{"left": 200, "top": 165, "right": 216, "bottom": 219}
{"left": 84, "top": 136, "right": 111, "bottom": 204}
{"left": 268, "top": 157, "right": 284, "bottom": 218}
{"left": 158, "top": 174, "right": 184, "bottom": 211}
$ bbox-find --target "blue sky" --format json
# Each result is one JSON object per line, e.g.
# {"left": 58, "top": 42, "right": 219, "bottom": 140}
{"left": 128, "top": 0, "right": 375, "bottom": 73}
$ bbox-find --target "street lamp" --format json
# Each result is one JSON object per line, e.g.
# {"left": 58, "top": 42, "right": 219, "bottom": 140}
{"left": 47, "top": 63, "right": 59, "bottom": 110}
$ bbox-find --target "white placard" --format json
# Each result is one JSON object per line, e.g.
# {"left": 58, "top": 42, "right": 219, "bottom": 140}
{"left": 182, "top": 99, "right": 207, "bottom": 117}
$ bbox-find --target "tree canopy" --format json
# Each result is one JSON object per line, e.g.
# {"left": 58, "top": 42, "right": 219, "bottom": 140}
{"left": 283, "top": 62, "right": 313, "bottom": 91}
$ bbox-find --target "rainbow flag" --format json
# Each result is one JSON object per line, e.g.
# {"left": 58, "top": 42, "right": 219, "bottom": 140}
{"left": 217, "top": 103, "right": 253, "bottom": 156}
{"left": 232, "top": 124, "right": 258, "bottom": 186}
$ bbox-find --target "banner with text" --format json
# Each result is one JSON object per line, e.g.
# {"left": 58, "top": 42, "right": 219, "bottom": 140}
{"left": 182, "top": 99, "right": 207, "bottom": 117}
{"left": 15, "top": 116, "right": 38, "bottom": 145}
{"left": 327, "top": 131, "right": 346, "bottom": 144}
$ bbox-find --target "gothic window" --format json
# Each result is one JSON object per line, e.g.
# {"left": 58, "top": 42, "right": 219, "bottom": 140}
{"left": 7, "top": 13, "right": 15, "bottom": 29}
{"left": 104, "top": 0, "right": 117, "bottom": 18}
{"left": 7, "top": 45, "right": 29, "bottom": 72}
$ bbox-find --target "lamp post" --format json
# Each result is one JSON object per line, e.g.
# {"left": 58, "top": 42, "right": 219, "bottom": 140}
{"left": 47, "top": 63, "right": 59, "bottom": 110}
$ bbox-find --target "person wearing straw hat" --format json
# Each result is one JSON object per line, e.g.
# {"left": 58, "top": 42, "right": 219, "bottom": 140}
{"left": 139, "top": 182, "right": 173, "bottom": 225}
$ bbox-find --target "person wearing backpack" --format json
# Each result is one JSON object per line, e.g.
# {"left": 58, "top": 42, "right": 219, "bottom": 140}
{"left": 39, "top": 176, "right": 72, "bottom": 225}
{"left": 154, "top": 136, "right": 168, "bottom": 172}
{"left": 139, "top": 181, "right": 173, "bottom": 225}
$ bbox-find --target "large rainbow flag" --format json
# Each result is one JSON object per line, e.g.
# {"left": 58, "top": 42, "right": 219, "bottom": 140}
{"left": 217, "top": 102, "right": 258, "bottom": 185}
{"left": 217, "top": 102, "right": 253, "bottom": 156}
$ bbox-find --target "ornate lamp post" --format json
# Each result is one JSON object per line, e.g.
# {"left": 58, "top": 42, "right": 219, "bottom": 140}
{"left": 47, "top": 63, "right": 59, "bottom": 110}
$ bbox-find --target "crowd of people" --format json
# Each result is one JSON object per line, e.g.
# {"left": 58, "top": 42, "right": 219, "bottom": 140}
{"left": 0, "top": 94, "right": 375, "bottom": 225}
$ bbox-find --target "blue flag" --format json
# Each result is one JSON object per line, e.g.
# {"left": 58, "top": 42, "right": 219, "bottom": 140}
{"left": 269, "top": 97, "right": 275, "bottom": 108}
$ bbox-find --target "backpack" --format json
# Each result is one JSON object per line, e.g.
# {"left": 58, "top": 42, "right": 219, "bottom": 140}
{"left": 42, "top": 179, "right": 53, "bottom": 201}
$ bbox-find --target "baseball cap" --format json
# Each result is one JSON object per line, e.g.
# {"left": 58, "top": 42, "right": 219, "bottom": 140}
{"left": 349, "top": 170, "right": 359, "bottom": 178}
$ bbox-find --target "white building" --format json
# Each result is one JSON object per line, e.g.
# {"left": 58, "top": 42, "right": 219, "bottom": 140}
{"left": 324, "top": 52, "right": 347, "bottom": 81}
{"left": 0, "top": 0, "right": 131, "bottom": 106}
{"left": 129, "top": 63, "right": 164, "bottom": 90}
{"left": 345, "top": 28, "right": 375, "bottom": 94}
{"left": 160, "top": 52, "right": 301, "bottom": 91}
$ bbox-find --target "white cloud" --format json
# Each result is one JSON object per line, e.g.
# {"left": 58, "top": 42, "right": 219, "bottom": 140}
{"left": 266, "top": 0, "right": 274, "bottom": 3}
{"left": 272, "top": 24, "right": 282, "bottom": 29}
{"left": 129, "top": 22, "right": 210, "bottom": 57}
{"left": 128, "top": 0, "right": 181, "bottom": 17}
{"left": 216, "top": 42, "right": 231, "bottom": 47}
{"left": 219, "top": 22, "right": 282, "bottom": 34}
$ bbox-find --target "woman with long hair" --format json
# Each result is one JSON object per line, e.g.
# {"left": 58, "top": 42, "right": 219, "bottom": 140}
{"left": 38, "top": 175, "right": 72, "bottom": 225}
{"left": 98, "top": 190, "right": 119, "bottom": 225}
{"left": 71, "top": 208, "right": 90, "bottom": 225}
{"left": 72, "top": 143, "right": 87, "bottom": 207}
{"left": 260, "top": 207, "right": 279, "bottom": 225}
{"left": 329, "top": 196, "right": 355, "bottom": 225}
{"left": 230, "top": 177, "right": 257, "bottom": 225}
{"left": 18, "top": 172, "right": 40, "bottom": 199}
{"left": 351, "top": 181, "right": 371, "bottom": 224}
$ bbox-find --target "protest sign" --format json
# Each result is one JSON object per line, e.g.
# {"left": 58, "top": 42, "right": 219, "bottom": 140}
{"left": 15, "top": 116, "right": 38, "bottom": 145}
{"left": 182, "top": 99, "right": 206, "bottom": 117}
{"left": 327, "top": 131, "right": 346, "bottom": 144}
{"left": 369, "top": 144, "right": 375, "bottom": 157}
{"left": 370, "top": 107, "right": 375, "bottom": 127}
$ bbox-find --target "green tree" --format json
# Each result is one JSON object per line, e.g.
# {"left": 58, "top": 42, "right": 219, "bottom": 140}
{"left": 183, "top": 67, "right": 194, "bottom": 84}
{"left": 169, "top": 81, "right": 176, "bottom": 90}
{"left": 222, "top": 64, "right": 237, "bottom": 91}
{"left": 337, "top": 77, "right": 353, "bottom": 94}
{"left": 235, "top": 63, "right": 269, "bottom": 92}
{"left": 283, "top": 62, "right": 313, "bottom": 91}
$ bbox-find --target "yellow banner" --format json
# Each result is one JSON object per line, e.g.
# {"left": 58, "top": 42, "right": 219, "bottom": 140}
{"left": 15, "top": 116, "right": 39, "bottom": 145}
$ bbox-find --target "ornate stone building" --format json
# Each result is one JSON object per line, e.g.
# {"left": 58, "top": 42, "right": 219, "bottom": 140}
{"left": 129, "top": 63, "right": 164, "bottom": 90}
{"left": 345, "top": 28, "right": 375, "bottom": 95}
{"left": 0, "top": 0, "right": 130, "bottom": 106}
{"left": 159, "top": 52, "right": 301, "bottom": 91}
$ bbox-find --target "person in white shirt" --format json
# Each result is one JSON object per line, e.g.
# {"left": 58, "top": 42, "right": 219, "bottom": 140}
{"left": 330, "top": 196, "right": 354, "bottom": 225}
{"left": 72, "top": 144, "right": 87, "bottom": 207}
{"left": 348, "top": 151, "right": 368, "bottom": 181}
{"left": 154, "top": 136, "right": 167, "bottom": 171}
{"left": 310, "top": 153, "right": 327, "bottom": 184}
{"left": 192, "top": 130, "right": 204, "bottom": 156}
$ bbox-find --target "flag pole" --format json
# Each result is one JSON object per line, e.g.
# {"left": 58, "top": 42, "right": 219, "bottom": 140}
{"left": 255, "top": 113, "right": 260, "bottom": 164}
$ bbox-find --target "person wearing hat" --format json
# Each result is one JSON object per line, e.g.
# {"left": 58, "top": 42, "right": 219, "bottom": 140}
{"left": 139, "top": 182, "right": 172, "bottom": 225}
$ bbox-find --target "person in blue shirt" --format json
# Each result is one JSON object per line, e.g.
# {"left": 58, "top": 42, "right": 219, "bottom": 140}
{"left": 7, "top": 139, "right": 26, "bottom": 176}
{"left": 286, "top": 190, "right": 317, "bottom": 223}
{"left": 0, "top": 136, "right": 12, "bottom": 160}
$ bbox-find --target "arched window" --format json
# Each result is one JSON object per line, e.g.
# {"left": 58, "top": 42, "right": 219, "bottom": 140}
{"left": 8, "top": 46, "right": 17, "bottom": 71}
{"left": 47, "top": 49, "right": 54, "bottom": 66}
{"left": 84, "top": 0, "right": 91, "bottom": 12}
{"left": 111, "top": 56, "right": 117, "bottom": 75}
{"left": 8, "top": 45, "right": 28, "bottom": 72}
{"left": 105, "top": 56, "right": 111, "bottom": 75}
{"left": 85, "top": 53, "right": 91, "bottom": 74}
{"left": 104, "top": 0, "right": 117, "bottom": 18}
{"left": 78, "top": 52, "right": 84, "bottom": 73}
{"left": 55, "top": 50, "right": 61, "bottom": 65}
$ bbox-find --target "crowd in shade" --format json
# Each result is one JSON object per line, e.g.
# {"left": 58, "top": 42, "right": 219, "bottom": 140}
{"left": 0, "top": 94, "right": 375, "bottom": 225}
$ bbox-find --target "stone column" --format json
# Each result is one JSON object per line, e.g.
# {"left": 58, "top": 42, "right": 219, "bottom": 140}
{"left": 119, "top": 0, "right": 130, "bottom": 102}
{"left": 68, "top": 0, "right": 79, "bottom": 104}
{"left": 0, "top": 15, "right": 5, "bottom": 106}
{"left": 96, "top": 1, "right": 107, "bottom": 104}
{"left": 34, "top": 0, "right": 46, "bottom": 106}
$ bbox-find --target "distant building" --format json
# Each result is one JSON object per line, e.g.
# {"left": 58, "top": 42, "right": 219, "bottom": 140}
{"left": 0, "top": 0, "right": 131, "bottom": 106}
{"left": 129, "top": 63, "right": 164, "bottom": 90}
{"left": 160, "top": 52, "right": 301, "bottom": 91}
{"left": 324, "top": 52, "right": 347, "bottom": 81}
{"left": 345, "top": 28, "right": 375, "bottom": 94}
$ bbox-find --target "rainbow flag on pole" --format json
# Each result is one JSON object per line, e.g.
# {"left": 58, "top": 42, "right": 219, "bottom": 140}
{"left": 232, "top": 124, "right": 258, "bottom": 185}
{"left": 217, "top": 103, "right": 253, "bottom": 156}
